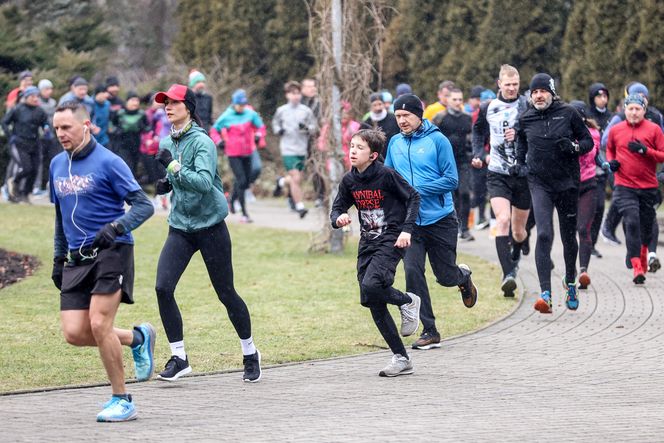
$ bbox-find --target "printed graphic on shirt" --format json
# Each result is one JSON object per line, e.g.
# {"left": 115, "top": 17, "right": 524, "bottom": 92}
{"left": 54, "top": 174, "right": 96, "bottom": 198}
{"left": 486, "top": 99, "right": 521, "bottom": 174}
{"left": 360, "top": 208, "right": 386, "bottom": 240}
{"left": 353, "top": 189, "right": 386, "bottom": 239}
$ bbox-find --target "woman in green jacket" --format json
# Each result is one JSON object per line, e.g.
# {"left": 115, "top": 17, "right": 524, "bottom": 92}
{"left": 153, "top": 84, "right": 261, "bottom": 382}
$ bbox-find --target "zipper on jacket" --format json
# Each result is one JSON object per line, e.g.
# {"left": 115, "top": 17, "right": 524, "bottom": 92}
{"left": 406, "top": 137, "right": 421, "bottom": 225}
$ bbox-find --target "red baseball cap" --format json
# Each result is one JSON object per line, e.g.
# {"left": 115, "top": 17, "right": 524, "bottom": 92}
{"left": 154, "top": 84, "right": 189, "bottom": 104}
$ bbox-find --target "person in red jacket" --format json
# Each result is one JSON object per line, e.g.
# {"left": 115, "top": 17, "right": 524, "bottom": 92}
{"left": 606, "top": 94, "right": 664, "bottom": 284}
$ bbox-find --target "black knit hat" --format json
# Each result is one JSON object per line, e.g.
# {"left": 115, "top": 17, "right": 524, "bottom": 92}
{"left": 530, "top": 73, "right": 556, "bottom": 96}
{"left": 393, "top": 94, "right": 423, "bottom": 119}
{"left": 470, "top": 85, "right": 484, "bottom": 99}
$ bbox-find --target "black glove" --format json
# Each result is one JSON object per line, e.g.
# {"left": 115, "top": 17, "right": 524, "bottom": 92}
{"left": 628, "top": 140, "right": 647, "bottom": 155}
{"left": 277, "top": 128, "right": 285, "bottom": 136}
{"left": 254, "top": 133, "right": 261, "bottom": 144}
{"left": 608, "top": 159, "right": 620, "bottom": 172}
{"left": 556, "top": 137, "right": 579, "bottom": 155}
{"left": 92, "top": 222, "right": 123, "bottom": 250}
{"left": 298, "top": 122, "right": 307, "bottom": 132}
{"left": 508, "top": 164, "right": 528, "bottom": 177}
{"left": 216, "top": 139, "right": 225, "bottom": 150}
{"left": 155, "top": 177, "right": 172, "bottom": 195}
{"left": 156, "top": 149, "right": 174, "bottom": 168}
{"left": 52, "top": 257, "right": 67, "bottom": 290}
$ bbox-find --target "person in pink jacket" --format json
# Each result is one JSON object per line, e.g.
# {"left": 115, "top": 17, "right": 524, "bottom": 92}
{"left": 571, "top": 101, "right": 609, "bottom": 289}
{"left": 318, "top": 101, "right": 361, "bottom": 171}
{"left": 210, "top": 89, "right": 266, "bottom": 222}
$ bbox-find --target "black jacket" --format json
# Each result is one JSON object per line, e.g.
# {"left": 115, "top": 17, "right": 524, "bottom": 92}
{"left": 2, "top": 102, "right": 48, "bottom": 143}
{"left": 434, "top": 110, "right": 472, "bottom": 164}
{"left": 361, "top": 113, "right": 400, "bottom": 158}
{"left": 516, "top": 100, "right": 594, "bottom": 190}
{"left": 330, "top": 160, "right": 420, "bottom": 251}
{"left": 194, "top": 92, "right": 214, "bottom": 130}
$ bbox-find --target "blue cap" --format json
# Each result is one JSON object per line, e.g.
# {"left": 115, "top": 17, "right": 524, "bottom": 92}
{"left": 381, "top": 91, "right": 393, "bottom": 103}
{"left": 480, "top": 89, "right": 496, "bottom": 102}
{"left": 628, "top": 82, "right": 649, "bottom": 98}
{"left": 22, "top": 86, "right": 40, "bottom": 97}
{"left": 395, "top": 83, "right": 412, "bottom": 97}
{"left": 232, "top": 89, "right": 248, "bottom": 105}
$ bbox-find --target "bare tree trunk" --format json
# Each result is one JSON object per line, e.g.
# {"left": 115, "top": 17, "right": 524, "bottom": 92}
{"left": 307, "top": 0, "right": 391, "bottom": 253}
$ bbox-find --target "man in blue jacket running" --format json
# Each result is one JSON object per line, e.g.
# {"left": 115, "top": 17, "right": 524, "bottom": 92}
{"left": 385, "top": 94, "right": 478, "bottom": 350}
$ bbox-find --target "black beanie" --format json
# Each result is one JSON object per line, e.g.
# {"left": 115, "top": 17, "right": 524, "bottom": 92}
{"left": 393, "top": 94, "right": 423, "bottom": 119}
{"left": 530, "top": 73, "right": 556, "bottom": 96}
{"left": 470, "top": 85, "right": 484, "bottom": 99}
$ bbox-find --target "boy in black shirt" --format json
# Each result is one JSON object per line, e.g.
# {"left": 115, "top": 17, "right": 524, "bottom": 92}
{"left": 330, "top": 129, "right": 421, "bottom": 377}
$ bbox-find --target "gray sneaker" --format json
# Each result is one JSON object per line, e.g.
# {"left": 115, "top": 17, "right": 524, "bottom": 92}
{"left": 379, "top": 354, "right": 414, "bottom": 377}
{"left": 399, "top": 292, "right": 421, "bottom": 337}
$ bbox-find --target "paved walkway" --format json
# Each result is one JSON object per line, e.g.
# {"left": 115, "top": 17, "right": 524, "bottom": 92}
{"left": 2, "top": 200, "right": 664, "bottom": 442}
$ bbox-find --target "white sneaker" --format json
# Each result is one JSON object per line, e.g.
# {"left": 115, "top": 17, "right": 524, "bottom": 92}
{"left": 399, "top": 292, "right": 421, "bottom": 337}
{"left": 379, "top": 354, "right": 414, "bottom": 377}
{"left": 245, "top": 189, "right": 256, "bottom": 203}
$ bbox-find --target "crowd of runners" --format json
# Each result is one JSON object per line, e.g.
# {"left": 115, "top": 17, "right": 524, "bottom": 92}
{"left": 2, "top": 63, "right": 663, "bottom": 422}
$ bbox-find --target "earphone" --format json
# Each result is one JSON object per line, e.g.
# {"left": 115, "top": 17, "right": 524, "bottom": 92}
{"left": 68, "top": 124, "right": 97, "bottom": 260}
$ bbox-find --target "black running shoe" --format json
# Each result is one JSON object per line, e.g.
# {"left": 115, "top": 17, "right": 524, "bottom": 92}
{"left": 648, "top": 256, "right": 661, "bottom": 273}
{"left": 273, "top": 177, "right": 283, "bottom": 197}
{"left": 522, "top": 236, "right": 530, "bottom": 256}
{"left": 157, "top": 355, "right": 192, "bottom": 381}
{"left": 298, "top": 208, "right": 308, "bottom": 219}
{"left": 501, "top": 274, "right": 517, "bottom": 297}
{"left": 590, "top": 247, "right": 602, "bottom": 258}
{"left": 411, "top": 331, "right": 441, "bottom": 350}
{"left": 243, "top": 350, "right": 262, "bottom": 382}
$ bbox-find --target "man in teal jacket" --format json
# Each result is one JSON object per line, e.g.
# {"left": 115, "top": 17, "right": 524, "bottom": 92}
{"left": 385, "top": 94, "right": 478, "bottom": 350}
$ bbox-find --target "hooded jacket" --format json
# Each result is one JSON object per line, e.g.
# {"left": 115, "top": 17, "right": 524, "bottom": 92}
{"left": 159, "top": 123, "right": 229, "bottom": 232}
{"left": 516, "top": 100, "right": 594, "bottom": 191}
{"left": 384, "top": 119, "right": 457, "bottom": 226}
{"left": 330, "top": 160, "right": 420, "bottom": 250}
{"left": 586, "top": 83, "right": 613, "bottom": 131}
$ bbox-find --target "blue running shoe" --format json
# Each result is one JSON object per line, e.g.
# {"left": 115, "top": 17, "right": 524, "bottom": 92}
{"left": 565, "top": 283, "right": 579, "bottom": 310}
{"left": 96, "top": 396, "right": 137, "bottom": 422}
{"left": 132, "top": 323, "right": 156, "bottom": 382}
{"left": 534, "top": 290, "right": 552, "bottom": 314}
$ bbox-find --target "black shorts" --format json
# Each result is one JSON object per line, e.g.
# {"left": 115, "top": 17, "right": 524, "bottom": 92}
{"left": 60, "top": 243, "right": 135, "bottom": 311}
{"left": 356, "top": 240, "right": 404, "bottom": 307}
{"left": 486, "top": 171, "right": 531, "bottom": 210}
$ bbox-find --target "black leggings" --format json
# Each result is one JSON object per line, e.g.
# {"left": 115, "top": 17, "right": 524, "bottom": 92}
{"left": 529, "top": 181, "right": 579, "bottom": 292}
{"left": 155, "top": 221, "right": 252, "bottom": 343}
{"left": 10, "top": 142, "right": 39, "bottom": 196}
{"left": 358, "top": 245, "right": 410, "bottom": 357}
{"left": 577, "top": 178, "right": 597, "bottom": 270}
{"left": 228, "top": 156, "right": 252, "bottom": 217}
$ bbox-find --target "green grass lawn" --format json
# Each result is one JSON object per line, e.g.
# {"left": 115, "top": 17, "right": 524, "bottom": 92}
{"left": 0, "top": 203, "right": 513, "bottom": 392}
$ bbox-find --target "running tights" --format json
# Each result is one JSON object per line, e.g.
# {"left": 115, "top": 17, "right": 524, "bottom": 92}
{"left": 529, "top": 182, "right": 579, "bottom": 292}
{"left": 155, "top": 221, "right": 252, "bottom": 342}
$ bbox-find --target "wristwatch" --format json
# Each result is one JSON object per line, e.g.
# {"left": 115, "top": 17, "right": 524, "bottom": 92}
{"left": 111, "top": 221, "right": 126, "bottom": 235}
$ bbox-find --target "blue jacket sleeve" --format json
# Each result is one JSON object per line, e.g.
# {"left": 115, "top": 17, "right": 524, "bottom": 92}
{"left": 115, "top": 189, "right": 154, "bottom": 233}
{"left": 415, "top": 136, "right": 458, "bottom": 196}
{"left": 601, "top": 115, "right": 622, "bottom": 149}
